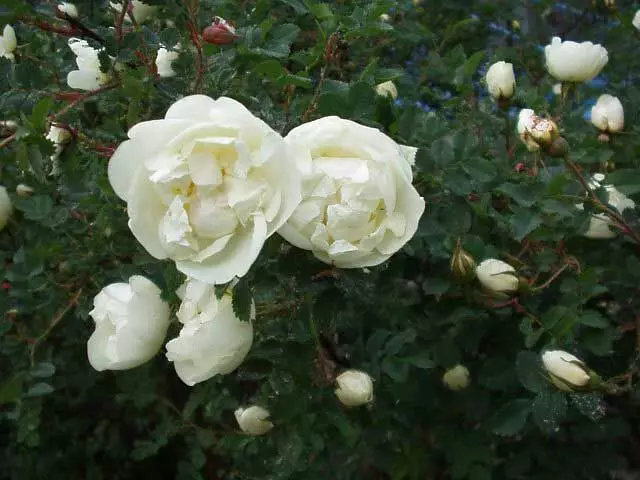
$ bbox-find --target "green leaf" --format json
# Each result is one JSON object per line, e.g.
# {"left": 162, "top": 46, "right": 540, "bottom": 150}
{"left": 0, "top": 374, "right": 24, "bottom": 404}
{"left": 604, "top": 169, "right": 640, "bottom": 195}
{"left": 489, "top": 399, "right": 531, "bottom": 436}
{"left": 30, "top": 363, "right": 56, "bottom": 379}
{"left": 531, "top": 390, "right": 567, "bottom": 433}
{"left": 569, "top": 392, "right": 606, "bottom": 421}
{"left": 497, "top": 183, "right": 545, "bottom": 207}
{"left": 25, "top": 382, "right": 54, "bottom": 397}
{"left": 14, "top": 195, "right": 54, "bottom": 221}
{"left": 516, "top": 351, "right": 547, "bottom": 394}
{"left": 232, "top": 278, "right": 253, "bottom": 323}
{"left": 508, "top": 206, "right": 542, "bottom": 241}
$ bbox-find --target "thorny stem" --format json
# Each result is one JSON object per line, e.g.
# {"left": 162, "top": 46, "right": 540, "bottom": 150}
{"left": 19, "top": 17, "right": 104, "bottom": 43}
{"left": 302, "top": 66, "right": 327, "bottom": 122}
{"left": 185, "top": 0, "right": 204, "bottom": 94}
{"left": 114, "top": 0, "right": 131, "bottom": 44}
{"left": 51, "top": 83, "right": 119, "bottom": 120}
{"left": 531, "top": 263, "right": 571, "bottom": 292}
{"left": 564, "top": 156, "right": 640, "bottom": 248}
{"left": 29, "top": 288, "right": 83, "bottom": 366}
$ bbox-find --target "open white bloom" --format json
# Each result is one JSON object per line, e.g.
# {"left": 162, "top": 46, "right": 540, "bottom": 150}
{"left": 544, "top": 37, "right": 608, "bottom": 82}
{"left": 235, "top": 406, "right": 273, "bottom": 435}
{"left": 109, "top": 0, "right": 158, "bottom": 23}
{"left": 590, "top": 94, "right": 624, "bottom": 133}
{"left": 58, "top": 2, "right": 79, "bottom": 18}
{"left": 517, "top": 108, "right": 559, "bottom": 152}
{"left": 0, "top": 186, "right": 12, "bottom": 231}
{"left": 476, "top": 259, "right": 519, "bottom": 295}
{"left": 87, "top": 276, "right": 170, "bottom": 371}
{"left": 375, "top": 80, "right": 398, "bottom": 99}
{"left": 442, "top": 365, "right": 470, "bottom": 391}
{"left": 485, "top": 61, "right": 515, "bottom": 100}
{"left": 577, "top": 173, "right": 635, "bottom": 239}
{"left": 335, "top": 370, "right": 374, "bottom": 407}
{"left": 633, "top": 10, "right": 640, "bottom": 31}
{"left": 67, "top": 38, "right": 110, "bottom": 91}
{"left": 108, "top": 95, "right": 301, "bottom": 284}
{"left": 279, "top": 117, "right": 424, "bottom": 268}
{"left": 165, "top": 278, "right": 254, "bottom": 386}
{"left": 542, "top": 350, "right": 590, "bottom": 391}
{"left": 155, "top": 46, "right": 179, "bottom": 78}
{"left": 0, "top": 25, "right": 17, "bottom": 62}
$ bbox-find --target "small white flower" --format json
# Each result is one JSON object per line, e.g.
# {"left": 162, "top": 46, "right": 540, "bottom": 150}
{"left": 165, "top": 279, "right": 254, "bottom": 386}
{"left": 58, "top": 2, "right": 79, "bottom": 18}
{"left": 234, "top": 406, "right": 273, "bottom": 435}
{"left": 544, "top": 36, "right": 608, "bottom": 82}
{"left": 109, "top": 0, "right": 158, "bottom": 23}
{"left": 633, "top": 10, "right": 640, "bottom": 31}
{"left": 577, "top": 173, "right": 635, "bottom": 239}
{"left": 87, "top": 276, "right": 171, "bottom": 371}
{"left": 0, "top": 25, "right": 17, "bottom": 62}
{"left": 542, "top": 350, "right": 590, "bottom": 391}
{"left": 375, "top": 80, "right": 398, "bottom": 99}
{"left": 67, "top": 38, "right": 111, "bottom": 91}
{"left": 379, "top": 13, "right": 391, "bottom": 22}
{"left": 590, "top": 94, "right": 624, "bottom": 133}
{"left": 485, "top": 61, "right": 515, "bottom": 100}
{"left": 16, "top": 184, "right": 34, "bottom": 197}
{"left": 442, "top": 365, "right": 470, "bottom": 391}
{"left": 108, "top": 95, "right": 302, "bottom": 284}
{"left": 476, "top": 259, "right": 519, "bottom": 296}
{"left": 335, "top": 370, "right": 374, "bottom": 407}
{"left": 279, "top": 117, "right": 425, "bottom": 269}
{"left": 155, "top": 46, "right": 179, "bottom": 78}
{"left": 552, "top": 83, "right": 562, "bottom": 96}
{"left": 0, "top": 186, "right": 12, "bottom": 231}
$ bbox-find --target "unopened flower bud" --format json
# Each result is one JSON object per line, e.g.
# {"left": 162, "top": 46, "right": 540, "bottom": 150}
{"left": 476, "top": 258, "right": 519, "bottom": 297}
{"left": 544, "top": 136, "right": 569, "bottom": 157}
{"left": 542, "top": 350, "right": 592, "bottom": 392}
{"left": 234, "top": 406, "right": 273, "bottom": 436}
{"left": 450, "top": 240, "right": 476, "bottom": 283}
{"left": 591, "top": 94, "right": 624, "bottom": 133}
{"left": 57, "top": 2, "right": 79, "bottom": 18}
{"left": 375, "top": 80, "right": 398, "bottom": 100}
{"left": 443, "top": 365, "right": 470, "bottom": 391}
{"left": 485, "top": 61, "right": 516, "bottom": 100}
{"left": 202, "top": 16, "right": 238, "bottom": 45}
{"left": 335, "top": 370, "right": 373, "bottom": 407}
{"left": 16, "top": 184, "right": 34, "bottom": 197}
{"left": 0, "top": 186, "right": 12, "bottom": 232}
{"left": 517, "top": 108, "right": 562, "bottom": 153}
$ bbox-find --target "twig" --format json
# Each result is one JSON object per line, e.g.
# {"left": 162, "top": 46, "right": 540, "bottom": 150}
{"left": 51, "top": 83, "right": 119, "bottom": 120}
{"left": 184, "top": 0, "right": 204, "bottom": 93}
{"left": 0, "top": 132, "right": 16, "bottom": 150}
{"left": 29, "top": 288, "right": 83, "bottom": 366}
{"left": 531, "top": 263, "right": 570, "bottom": 292}
{"left": 114, "top": 0, "right": 131, "bottom": 44}
{"left": 564, "top": 157, "right": 640, "bottom": 248}
{"left": 302, "top": 66, "right": 327, "bottom": 122}
{"left": 19, "top": 17, "right": 103, "bottom": 43}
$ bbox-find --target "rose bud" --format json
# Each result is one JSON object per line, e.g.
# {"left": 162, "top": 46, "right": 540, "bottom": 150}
{"left": 202, "top": 16, "right": 238, "bottom": 45}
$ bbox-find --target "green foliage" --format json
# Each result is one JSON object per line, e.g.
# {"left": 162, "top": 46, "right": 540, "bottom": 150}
{"left": 2, "top": 0, "right": 640, "bottom": 479}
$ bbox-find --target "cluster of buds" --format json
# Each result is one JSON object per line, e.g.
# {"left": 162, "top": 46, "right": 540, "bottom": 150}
{"left": 202, "top": 16, "right": 238, "bottom": 45}
{"left": 517, "top": 109, "right": 568, "bottom": 157}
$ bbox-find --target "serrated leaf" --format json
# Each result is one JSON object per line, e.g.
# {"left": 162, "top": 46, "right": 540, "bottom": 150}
{"left": 531, "top": 390, "right": 567, "bottom": 433}
{"left": 516, "top": 351, "right": 547, "bottom": 394}
{"left": 30, "top": 363, "right": 56, "bottom": 379}
{"left": 569, "top": 392, "right": 606, "bottom": 421}
{"left": 232, "top": 279, "right": 253, "bottom": 323}
{"left": 25, "top": 382, "right": 54, "bottom": 397}
{"left": 489, "top": 399, "right": 531, "bottom": 436}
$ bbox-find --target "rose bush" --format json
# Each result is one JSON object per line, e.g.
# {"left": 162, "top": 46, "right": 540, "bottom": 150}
{"left": 3, "top": 0, "right": 640, "bottom": 479}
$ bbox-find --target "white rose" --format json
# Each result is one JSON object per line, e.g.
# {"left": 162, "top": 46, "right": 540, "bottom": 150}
{"left": 279, "top": 117, "right": 424, "bottom": 269}
{"left": 0, "top": 25, "right": 17, "bottom": 62}
{"left": 0, "top": 186, "right": 12, "bottom": 231}
{"left": 634, "top": 10, "right": 640, "bottom": 31}
{"left": 542, "top": 350, "right": 590, "bottom": 391}
{"left": 590, "top": 94, "right": 624, "bottom": 133}
{"left": 335, "top": 370, "right": 374, "bottom": 407}
{"left": 544, "top": 36, "right": 608, "bottom": 82}
{"left": 577, "top": 173, "right": 635, "bottom": 239}
{"left": 155, "top": 47, "right": 179, "bottom": 78}
{"left": 374, "top": 80, "right": 398, "bottom": 99}
{"left": 87, "top": 276, "right": 170, "bottom": 371}
{"left": 58, "top": 2, "right": 79, "bottom": 18}
{"left": 234, "top": 406, "right": 273, "bottom": 435}
{"left": 485, "top": 61, "right": 515, "bottom": 100}
{"left": 476, "top": 259, "right": 519, "bottom": 295}
{"left": 165, "top": 278, "right": 254, "bottom": 386}
{"left": 109, "top": 0, "right": 158, "bottom": 23}
{"left": 67, "top": 38, "right": 111, "bottom": 91}
{"left": 442, "top": 365, "right": 470, "bottom": 391}
{"left": 108, "top": 95, "right": 301, "bottom": 284}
